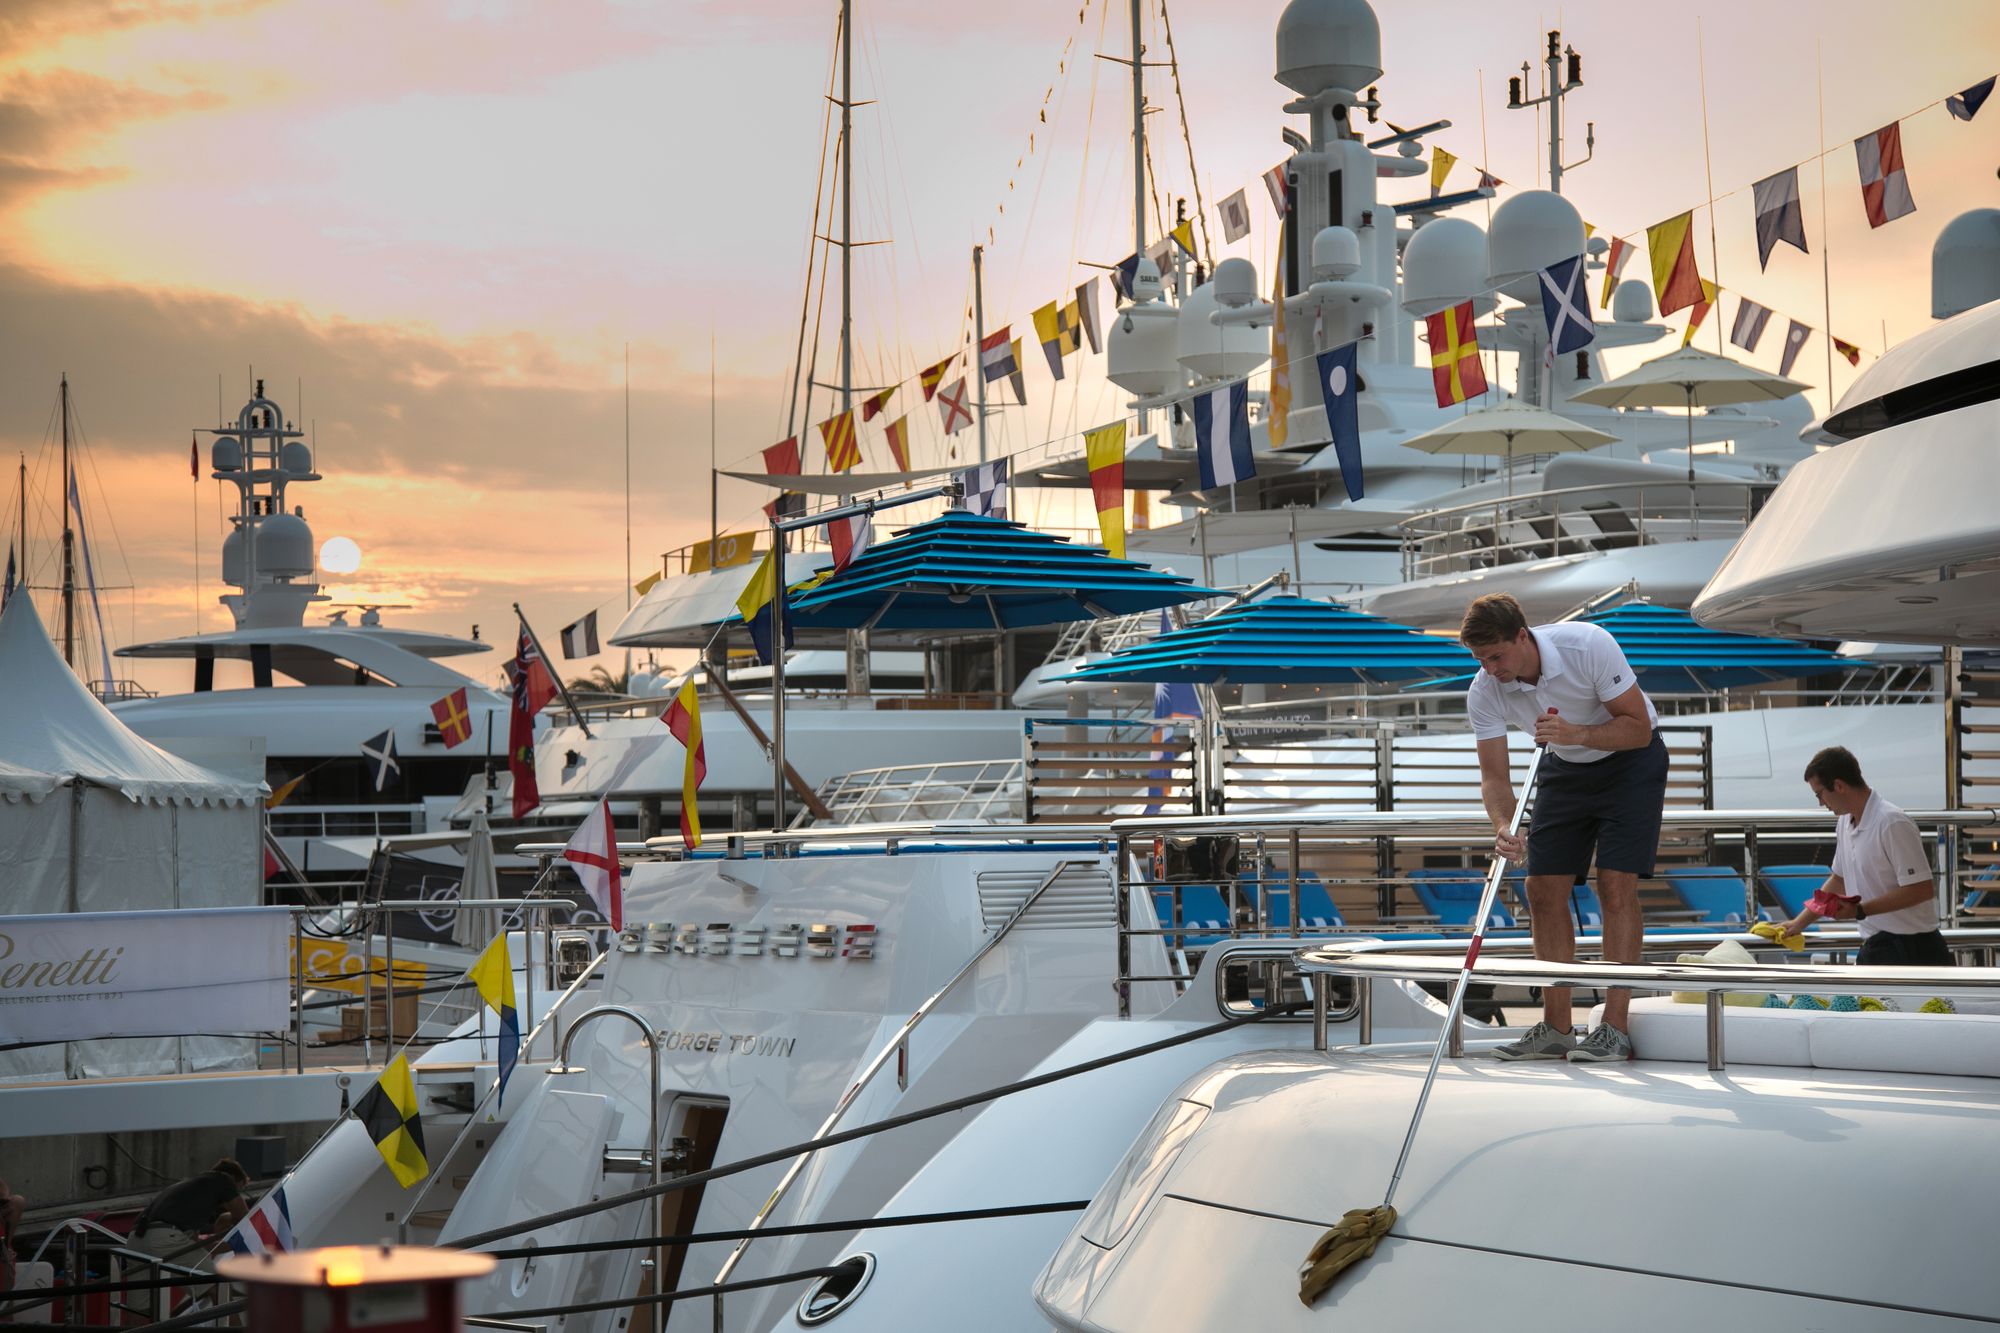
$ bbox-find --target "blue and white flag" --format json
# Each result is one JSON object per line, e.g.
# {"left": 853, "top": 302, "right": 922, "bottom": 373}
{"left": 1948, "top": 76, "right": 1995, "bottom": 122}
{"left": 1314, "top": 343, "right": 1364, "bottom": 502}
{"left": 223, "top": 1184, "right": 294, "bottom": 1257}
{"left": 1537, "top": 254, "right": 1595, "bottom": 355}
{"left": 1729, "top": 298, "right": 1773, "bottom": 354}
{"left": 955, "top": 458, "right": 1009, "bottom": 519}
{"left": 1191, "top": 380, "right": 1254, "bottom": 490}
{"left": 361, "top": 729, "right": 400, "bottom": 793}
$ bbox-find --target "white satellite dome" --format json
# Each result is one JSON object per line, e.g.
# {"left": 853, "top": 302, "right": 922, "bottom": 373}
{"left": 1312, "top": 225, "right": 1361, "bottom": 279}
{"left": 1127, "top": 255, "right": 1165, "bottom": 306}
{"left": 210, "top": 436, "right": 242, "bottom": 472}
{"left": 1612, "top": 276, "right": 1655, "bottom": 323}
{"left": 1401, "top": 218, "right": 1488, "bottom": 317}
{"left": 279, "top": 441, "right": 314, "bottom": 474}
{"left": 1487, "top": 190, "right": 1586, "bottom": 300}
{"left": 1275, "top": 0, "right": 1382, "bottom": 98}
{"left": 1176, "top": 281, "right": 1270, "bottom": 380}
{"left": 1212, "top": 256, "right": 1258, "bottom": 309}
{"left": 1107, "top": 299, "right": 1181, "bottom": 397}
{"left": 255, "top": 513, "right": 315, "bottom": 578}
{"left": 221, "top": 527, "right": 246, "bottom": 586}
{"left": 1932, "top": 207, "right": 2000, "bottom": 319}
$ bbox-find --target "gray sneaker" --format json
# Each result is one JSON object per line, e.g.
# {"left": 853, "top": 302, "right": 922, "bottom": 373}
{"left": 1492, "top": 1021, "right": 1577, "bottom": 1061}
{"left": 1566, "top": 1023, "right": 1635, "bottom": 1063}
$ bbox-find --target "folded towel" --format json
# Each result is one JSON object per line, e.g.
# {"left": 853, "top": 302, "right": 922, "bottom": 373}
{"left": 1750, "top": 921, "right": 1806, "bottom": 952}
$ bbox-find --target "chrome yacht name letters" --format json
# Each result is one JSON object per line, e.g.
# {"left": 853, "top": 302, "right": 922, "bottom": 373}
{"left": 618, "top": 921, "right": 879, "bottom": 960}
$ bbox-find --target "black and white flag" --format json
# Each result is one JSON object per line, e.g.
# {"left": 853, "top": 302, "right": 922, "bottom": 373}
{"left": 954, "top": 459, "right": 1010, "bottom": 520}
{"left": 559, "top": 610, "right": 600, "bottom": 659}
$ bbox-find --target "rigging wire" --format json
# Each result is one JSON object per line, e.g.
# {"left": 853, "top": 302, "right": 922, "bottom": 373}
{"left": 1155, "top": 0, "right": 1213, "bottom": 269}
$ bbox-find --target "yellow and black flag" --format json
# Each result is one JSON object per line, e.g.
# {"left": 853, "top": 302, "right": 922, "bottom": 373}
{"left": 354, "top": 1053, "right": 429, "bottom": 1188}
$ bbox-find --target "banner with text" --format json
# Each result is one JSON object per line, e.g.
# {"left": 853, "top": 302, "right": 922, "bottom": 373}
{"left": 0, "top": 906, "right": 290, "bottom": 1045}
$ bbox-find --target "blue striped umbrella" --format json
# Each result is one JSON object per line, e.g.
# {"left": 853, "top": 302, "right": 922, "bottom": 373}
{"left": 778, "top": 511, "right": 1221, "bottom": 633}
{"left": 1055, "top": 595, "right": 1470, "bottom": 685}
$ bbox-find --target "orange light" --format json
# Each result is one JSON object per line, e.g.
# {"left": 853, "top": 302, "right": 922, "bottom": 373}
{"left": 320, "top": 1248, "right": 369, "bottom": 1288}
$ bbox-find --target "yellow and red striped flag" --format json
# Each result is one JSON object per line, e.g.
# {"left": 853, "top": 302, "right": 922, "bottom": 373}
{"left": 861, "top": 386, "right": 896, "bottom": 421}
{"left": 1083, "top": 420, "right": 1128, "bottom": 559}
{"left": 883, "top": 414, "right": 910, "bottom": 471}
{"left": 819, "top": 409, "right": 861, "bottom": 473}
{"left": 918, "top": 353, "right": 956, "bottom": 402}
{"left": 662, "top": 679, "right": 705, "bottom": 849}
{"left": 1600, "top": 235, "right": 1632, "bottom": 308}
{"left": 1647, "top": 212, "right": 1704, "bottom": 315}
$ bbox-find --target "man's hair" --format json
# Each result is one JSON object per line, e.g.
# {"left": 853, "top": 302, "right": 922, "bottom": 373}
{"left": 1460, "top": 593, "right": 1530, "bottom": 647}
{"left": 211, "top": 1158, "right": 248, "bottom": 1184}
{"left": 1803, "top": 746, "right": 1866, "bottom": 790}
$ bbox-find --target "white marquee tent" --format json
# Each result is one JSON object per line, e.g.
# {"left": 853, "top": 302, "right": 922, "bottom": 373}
{"left": 0, "top": 593, "right": 267, "bottom": 1078}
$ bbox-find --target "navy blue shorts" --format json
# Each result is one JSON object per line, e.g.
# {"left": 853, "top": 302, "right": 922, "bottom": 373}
{"left": 1526, "top": 733, "right": 1669, "bottom": 878}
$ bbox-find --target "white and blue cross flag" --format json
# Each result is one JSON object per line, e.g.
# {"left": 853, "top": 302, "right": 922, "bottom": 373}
{"left": 1537, "top": 254, "right": 1595, "bottom": 356}
{"left": 1314, "top": 342, "right": 1364, "bottom": 502}
{"left": 1192, "top": 380, "right": 1254, "bottom": 490}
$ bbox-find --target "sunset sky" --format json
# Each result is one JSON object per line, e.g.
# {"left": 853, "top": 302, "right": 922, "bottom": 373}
{"left": 1, "top": 0, "right": 1993, "bottom": 693}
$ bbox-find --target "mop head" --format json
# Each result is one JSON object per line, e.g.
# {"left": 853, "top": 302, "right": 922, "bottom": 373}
{"left": 1749, "top": 921, "right": 1806, "bottom": 951}
{"left": 1299, "top": 1205, "right": 1397, "bottom": 1305}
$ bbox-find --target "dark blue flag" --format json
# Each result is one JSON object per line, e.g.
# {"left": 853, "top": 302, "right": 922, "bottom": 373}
{"left": 1110, "top": 252, "right": 1142, "bottom": 301}
{"left": 1314, "top": 343, "right": 1364, "bottom": 502}
{"left": 1948, "top": 76, "right": 1995, "bottom": 121}
{"left": 1537, "top": 254, "right": 1595, "bottom": 355}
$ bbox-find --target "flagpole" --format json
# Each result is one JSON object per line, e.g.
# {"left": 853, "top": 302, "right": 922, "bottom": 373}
{"left": 1816, "top": 40, "right": 1836, "bottom": 402}
{"left": 973, "top": 245, "right": 989, "bottom": 464}
{"left": 1695, "top": 19, "right": 1725, "bottom": 355}
{"left": 511, "top": 604, "right": 593, "bottom": 738}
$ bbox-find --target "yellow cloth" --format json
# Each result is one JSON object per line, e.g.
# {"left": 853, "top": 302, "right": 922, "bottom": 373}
{"left": 1750, "top": 921, "right": 1806, "bottom": 952}
{"left": 1299, "top": 1205, "right": 1396, "bottom": 1305}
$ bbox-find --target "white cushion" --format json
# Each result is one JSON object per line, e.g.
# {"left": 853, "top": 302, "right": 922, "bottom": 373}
{"left": 1808, "top": 1010, "right": 2000, "bottom": 1076}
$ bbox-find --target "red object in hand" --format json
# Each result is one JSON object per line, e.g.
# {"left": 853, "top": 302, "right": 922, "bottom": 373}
{"left": 1807, "top": 887, "right": 1861, "bottom": 918}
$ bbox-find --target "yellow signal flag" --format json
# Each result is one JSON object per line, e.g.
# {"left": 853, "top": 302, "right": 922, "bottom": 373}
{"left": 1267, "top": 216, "right": 1292, "bottom": 447}
{"left": 353, "top": 1053, "right": 429, "bottom": 1188}
{"left": 1169, "top": 219, "right": 1196, "bottom": 256}
{"left": 663, "top": 679, "right": 705, "bottom": 849}
{"left": 266, "top": 775, "right": 305, "bottom": 809}
{"left": 634, "top": 570, "right": 661, "bottom": 595}
{"left": 1084, "top": 421, "right": 1128, "bottom": 560}
{"left": 1429, "top": 146, "right": 1457, "bottom": 196}
{"left": 1680, "top": 278, "right": 1720, "bottom": 347}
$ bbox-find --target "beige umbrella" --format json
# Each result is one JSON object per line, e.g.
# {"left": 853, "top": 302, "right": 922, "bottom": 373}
{"left": 1569, "top": 345, "right": 1809, "bottom": 534}
{"left": 1400, "top": 399, "right": 1617, "bottom": 495}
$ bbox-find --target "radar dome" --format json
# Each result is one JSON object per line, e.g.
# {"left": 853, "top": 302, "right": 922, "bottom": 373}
{"left": 1177, "top": 281, "right": 1270, "bottom": 380}
{"left": 1932, "top": 207, "right": 2000, "bottom": 319}
{"left": 221, "top": 527, "right": 246, "bottom": 586}
{"left": 1212, "top": 256, "right": 1258, "bottom": 309}
{"left": 210, "top": 437, "right": 242, "bottom": 472}
{"left": 1106, "top": 303, "right": 1181, "bottom": 397}
{"left": 1312, "top": 225, "right": 1361, "bottom": 279}
{"left": 1487, "top": 190, "right": 1585, "bottom": 300}
{"left": 280, "top": 441, "right": 314, "bottom": 474}
{"left": 1402, "top": 218, "right": 1488, "bottom": 317}
{"left": 1611, "top": 277, "right": 1655, "bottom": 323}
{"left": 1128, "top": 255, "right": 1165, "bottom": 305}
{"left": 1275, "top": 0, "right": 1382, "bottom": 98}
{"left": 256, "top": 512, "right": 315, "bottom": 578}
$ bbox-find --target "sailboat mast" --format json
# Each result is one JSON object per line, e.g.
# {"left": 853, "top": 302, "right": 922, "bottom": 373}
{"left": 60, "top": 373, "right": 75, "bottom": 666}
{"left": 972, "top": 245, "right": 988, "bottom": 464}
{"left": 840, "top": 0, "right": 853, "bottom": 417}
{"left": 1131, "top": 0, "right": 1145, "bottom": 262}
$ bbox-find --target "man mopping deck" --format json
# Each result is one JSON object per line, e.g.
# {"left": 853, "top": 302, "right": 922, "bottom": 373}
{"left": 1460, "top": 593, "right": 1666, "bottom": 1063}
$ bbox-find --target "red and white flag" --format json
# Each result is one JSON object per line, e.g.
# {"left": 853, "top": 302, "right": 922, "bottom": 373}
{"left": 222, "top": 1185, "right": 293, "bottom": 1257}
{"left": 829, "top": 512, "right": 873, "bottom": 572}
{"left": 937, "top": 377, "right": 973, "bottom": 435}
{"left": 1854, "top": 123, "right": 1915, "bottom": 229}
{"left": 563, "top": 799, "right": 622, "bottom": 930}
{"left": 1262, "top": 163, "right": 1289, "bottom": 216}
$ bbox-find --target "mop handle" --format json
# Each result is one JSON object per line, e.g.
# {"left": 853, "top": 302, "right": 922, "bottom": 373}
{"left": 1381, "top": 709, "right": 1554, "bottom": 1210}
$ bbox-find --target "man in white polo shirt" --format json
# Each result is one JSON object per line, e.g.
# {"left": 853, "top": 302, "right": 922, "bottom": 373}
{"left": 1459, "top": 593, "right": 1666, "bottom": 1063}
{"left": 1776, "top": 746, "right": 1948, "bottom": 966}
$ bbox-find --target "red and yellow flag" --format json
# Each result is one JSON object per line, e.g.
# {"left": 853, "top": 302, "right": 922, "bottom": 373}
{"left": 430, "top": 687, "right": 473, "bottom": 749}
{"left": 1424, "top": 301, "right": 1488, "bottom": 407}
{"left": 1083, "top": 420, "right": 1128, "bottom": 559}
{"left": 1600, "top": 235, "right": 1631, "bottom": 308}
{"left": 662, "top": 680, "right": 706, "bottom": 849}
{"left": 1681, "top": 278, "right": 1720, "bottom": 347}
{"left": 883, "top": 414, "right": 910, "bottom": 471}
{"left": 861, "top": 386, "right": 896, "bottom": 421}
{"left": 1647, "top": 212, "right": 1704, "bottom": 316}
{"left": 819, "top": 410, "right": 861, "bottom": 473}
{"left": 1832, "top": 336, "right": 1862, "bottom": 366}
{"left": 918, "top": 353, "right": 956, "bottom": 402}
